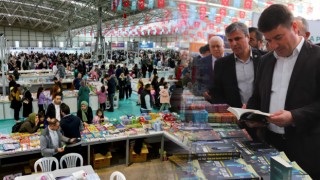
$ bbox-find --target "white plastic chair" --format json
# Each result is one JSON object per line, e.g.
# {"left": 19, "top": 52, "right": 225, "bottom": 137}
{"left": 34, "top": 157, "right": 59, "bottom": 173}
{"left": 110, "top": 171, "right": 126, "bottom": 180}
{"left": 60, "top": 153, "right": 83, "bottom": 169}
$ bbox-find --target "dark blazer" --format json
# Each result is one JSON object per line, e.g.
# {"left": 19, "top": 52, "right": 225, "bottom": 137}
{"left": 212, "top": 49, "right": 264, "bottom": 108}
{"left": 77, "top": 107, "right": 93, "bottom": 124}
{"left": 196, "top": 55, "right": 215, "bottom": 94}
{"left": 247, "top": 41, "right": 320, "bottom": 179}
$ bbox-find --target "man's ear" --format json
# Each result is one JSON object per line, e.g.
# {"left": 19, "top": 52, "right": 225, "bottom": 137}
{"left": 306, "top": 32, "right": 311, "bottom": 40}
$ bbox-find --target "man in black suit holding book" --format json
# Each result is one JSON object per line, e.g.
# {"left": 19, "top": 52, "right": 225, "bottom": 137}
{"left": 247, "top": 4, "right": 320, "bottom": 179}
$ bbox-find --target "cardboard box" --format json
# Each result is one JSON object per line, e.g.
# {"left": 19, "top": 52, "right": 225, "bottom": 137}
{"left": 93, "top": 152, "right": 112, "bottom": 169}
{"left": 130, "top": 147, "right": 149, "bottom": 163}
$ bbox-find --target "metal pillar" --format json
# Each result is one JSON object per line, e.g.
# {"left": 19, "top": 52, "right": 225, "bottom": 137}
{"left": 1, "top": 35, "right": 6, "bottom": 96}
{"left": 94, "top": 5, "right": 105, "bottom": 62}
{"left": 66, "top": 20, "right": 72, "bottom": 48}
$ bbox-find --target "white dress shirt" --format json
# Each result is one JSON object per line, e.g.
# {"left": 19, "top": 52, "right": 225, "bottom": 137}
{"left": 55, "top": 104, "right": 61, "bottom": 121}
{"left": 48, "top": 127, "right": 59, "bottom": 149}
{"left": 235, "top": 50, "right": 254, "bottom": 105}
{"left": 212, "top": 55, "right": 218, "bottom": 71}
{"left": 268, "top": 38, "right": 304, "bottom": 134}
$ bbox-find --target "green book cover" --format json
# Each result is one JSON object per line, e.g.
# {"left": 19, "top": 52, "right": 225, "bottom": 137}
{"left": 270, "top": 156, "right": 292, "bottom": 180}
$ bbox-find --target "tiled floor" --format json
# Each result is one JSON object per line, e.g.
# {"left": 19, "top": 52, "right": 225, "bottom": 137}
{"left": 0, "top": 93, "right": 156, "bottom": 135}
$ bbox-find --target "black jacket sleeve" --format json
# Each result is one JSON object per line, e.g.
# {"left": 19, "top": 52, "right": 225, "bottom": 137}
{"left": 46, "top": 104, "right": 56, "bottom": 119}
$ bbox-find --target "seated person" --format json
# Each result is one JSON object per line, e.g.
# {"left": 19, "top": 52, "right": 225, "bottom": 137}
{"left": 18, "top": 113, "right": 43, "bottom": 133}
{"left": 93, "top": 109, "right": 105, "bottom": 124}
{"left": 77, "top": 101, "right": 93, "bottom": 126}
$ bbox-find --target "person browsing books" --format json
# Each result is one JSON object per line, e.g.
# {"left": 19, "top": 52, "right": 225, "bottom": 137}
{"left": 246, "top": 4, "right": 320, "bottom": 179}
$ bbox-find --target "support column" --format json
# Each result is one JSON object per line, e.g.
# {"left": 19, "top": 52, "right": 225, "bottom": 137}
{"left": 66, "top": 20, "right": 73, "bottom": 47}
{"left": 94, "top": 5, "right": 105, "bottom": 62}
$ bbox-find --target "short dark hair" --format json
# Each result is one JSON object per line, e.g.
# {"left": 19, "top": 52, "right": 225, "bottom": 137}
{"left": 52, "top": 92, "right": 62, "bottom": 100}
{"left": 53, "top": 77, "right": 58, "bottom": 81}
{"left": 60, "top": 103, "right": 70, "bottom": 115}
{"left": 201, "top": 44, "right": 210, "bottom": 54}
{"left": 48, "top": 118, "right": 59, "bottom": 126}
{"left": 145, "top": 83, "right": 151, "bottom": 90}
{"left": 225, "top": 22, "right": 249, "bottom": 36}
{"left": 249, "top": 27, "right": 263, "bottom": 41}
{"left": 258, "top": 4, "right": 294, "bottom": 32}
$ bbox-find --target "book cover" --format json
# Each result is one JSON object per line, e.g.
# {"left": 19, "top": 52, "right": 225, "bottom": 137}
{"left": 270, "top": 156, "right": 292, "bottom": 180}
{"left": 227, "top": 107, "right": 271, "bottom": 123}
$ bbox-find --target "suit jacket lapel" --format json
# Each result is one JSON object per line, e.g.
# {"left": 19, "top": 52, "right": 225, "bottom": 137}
{"left": 263, "top": 54, "right": 277, "bottom": 112}
{"left": 229, "top": 55, "right": 238, "bottom": 89}
{"left": 286, "top": 41, "right": 310, "bottom": 103}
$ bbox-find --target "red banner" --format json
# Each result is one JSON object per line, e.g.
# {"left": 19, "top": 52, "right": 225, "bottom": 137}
{"left": 307, "top": 6, "right": 313, "bottom": 14}
{"left": 194, "top": 21, "right": 200, "bottom": 28}
{"left": 244, "top": 0, "right": 252, "bottom": 9}
{"left": 219, "top": 8, "right": 227, "bottom": 16}
{"left": 266, "top": 1, "right": 273, "bottom": 7}
{"left": 287, "top": 4, "right": 294, "bottom": 11}
{"left": 199, "top": 6, "right": 207, "bottom": 14}
{"left": 221, "top": 0, "right": 229, "bottom": 6}
{"left": 179, "top": 3, "right": 187, "bottom": 12}
{"left": 232, "top": 18, "right": 238, "bottom": 23}
{"left": 215, "top": 16, "right": 222, "bottom": 23}
{"left": 239, "top": 11, "right": 246, "bottom": 18}
{"left": 209, "top": 23, "right": 214, "bottom": 29}
{"left": 181, "top": 12, "right": 188, "bottom": 19}
{"left": 138, "top": 0, "right": 144, "bottom": 10}
{"left": 158, "top": 0, "right": 165, "bottom": 8}
{"left": 123, "top": 0, "right": 130, "bottom": 7}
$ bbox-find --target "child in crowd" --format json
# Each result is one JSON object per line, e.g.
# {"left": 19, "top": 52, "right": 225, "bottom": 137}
{"left": 159, "top": 82, "right": 170, "bottom": 112}
{"left": 93, "top": 109, "right": 105, "bottom": 124}
{"left": 95, "top": 86, "right": 107, "bottom": 111}
{"left": 37, "top": 87, "right": 46, "bottom": 113}
{"left": 137, "top": 78, "right": 144, "bottom": 105}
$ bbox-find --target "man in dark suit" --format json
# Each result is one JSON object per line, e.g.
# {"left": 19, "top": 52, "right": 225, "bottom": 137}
{"left": 247, "top": 4, "right": 320, "bottom": 179}
{"left": 212, "top": 22, "right": 264, "bottom": 108}
{"left": 196, "top": 36, "right": 225, "bottom": 101}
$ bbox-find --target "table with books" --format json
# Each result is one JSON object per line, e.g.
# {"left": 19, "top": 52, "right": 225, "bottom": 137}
{"left": 0, "top": 91, "right": 313, "bottom": 179}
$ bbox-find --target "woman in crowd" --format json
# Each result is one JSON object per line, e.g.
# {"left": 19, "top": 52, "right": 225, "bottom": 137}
{"left": 137, "top": 79, "right": 144, "bottom": 105}
{"left": 22, "top": 88, "right": 33, "bottom": 118}
{"left": 93, "top": 109, "right": 105, "bottom": 124}
{"left": 151, "top": 75, "right": 160, "bottom": 108}
{"left": 159, "top": 82, "right": 170, "bottom": 112}
{"left": 77, "top": 101, "right": 93, "bottom": 126}
{"left": 96, "top": 86, "right": 107, "bottom": 111}
{"left": 158, "top": 77, "right": 165, "bottom": 87}
{"left": 125, "top": 74, "right": 132, "bottom": 99}
{"left": 18, "top": 112, "right": 42, "bottom": 133}
{"left": 37, "top": 87, "right": 46, "bottom": 113}
{"left": 9, "top": 84, "right": 22, "bottom": 123}
{"left": 132, "top": 64, "right": 139, "bottom": 78}
{"left": 118, "top": 73, "right": 127, "bottom": 100}
{"left": 77, "top": 80, "right": 90, "bottom": 110}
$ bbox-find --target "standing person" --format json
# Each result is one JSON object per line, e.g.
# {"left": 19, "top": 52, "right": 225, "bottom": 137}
{"left": 246, "top": 4, "right": 320, "bottom": 179}
{"left": 125, "top": 74, "right": 132, "bottom": 99}
{"left": 141, "top": 64, "right": 147, "bottom": 78}
{"left": 46, "top": 93, "right": 62, "bottom": 122}
{"left": 151, "top": 76, "right": 160, "bottom": 107}
{"left": 132, "top": 64, "right": 139, "bottom": 78}
{"left": 106, "top": 74, "right": 116, "bottom": 112}
{"left": 295, "top": 16, "right": 311, "bottom": 40}
{"left": 137, "top": 79, "right": 144, "bottom": 105}
{"left": 249, "top": 27, "right": 265, "bottom": 51}
{"left": 95, "top": 86, "right": 107, "bottom": 111}
{"left": 60, "top": 103, "right": 83, "bottom": 154}
{"left": 147, "top": 62, "right": 154, "bottom": 78}
{"left": 115, "top": 65, "right": 123, "bottom": 80}
{"left": 122, "top": 63, "right": 129, "bottom": 75}
{"left": 196, "top": 36, "right": 225, "bottom": 101}
{"left": 9, "top": 84, "right": 22, "bottom": 123}
{"left": 118, "top": 73, "right": 126, "bottom": 100}
{"left": 77, "top": 80, "right": 90, "bottom": 110}
{"left": 212, "top": 22, "right": 264, "bottom": 108}
{"left": 13, "top": 67, "right": 20, "bottom": 81}
{"left": 73, "top": 73, "right": 82, "bottom": 90}
{"left": 53, "top": 77, "right": 63, "bottom": 93}
{"left": 159, "top": 83, "right": 170, "bottom": 112}
{"left": 140, "top": 84, "right": 153, "bottom": 113}
{"left": 22, "top": 89, "right": 33, "bottom": 118}
{"left": 40, "top": 118, "right": 76, "bottom": 159}
{"left": 77, "top": 101, "right": 93, "bottom": 126}
{"left": 37, "top": 87, "right": 46, "bottom": 113}
{"left": 7, "top": 75, "right": 16, "bottom": 93}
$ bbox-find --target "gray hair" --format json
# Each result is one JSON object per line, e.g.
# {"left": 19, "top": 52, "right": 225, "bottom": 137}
{"left": 225, "top": 22, "right": 249, "bottom": 36}
{"left": 295, "top": 16, "right": 309, "bottom": 32}
{"left": 209, "top": 36, "right": 224, "bottom": 46}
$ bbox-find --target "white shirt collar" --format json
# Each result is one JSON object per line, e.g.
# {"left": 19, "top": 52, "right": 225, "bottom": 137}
{"left": 273, "top": 37, "right": 304, "bottom": 59}
{"left": 234, "top": 49, "right": 253, "bottom": 63}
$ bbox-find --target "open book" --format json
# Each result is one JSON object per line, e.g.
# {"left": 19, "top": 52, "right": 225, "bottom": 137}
{"left": 227, "top": 107, "right": 271, "bottom": 123}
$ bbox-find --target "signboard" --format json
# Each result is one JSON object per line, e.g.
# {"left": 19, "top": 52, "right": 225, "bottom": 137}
{"left": 139, "top": 42, "right": 154, "bottom": 48}
{"left": 111, "top": 42, "right": 125, "bottom": 48}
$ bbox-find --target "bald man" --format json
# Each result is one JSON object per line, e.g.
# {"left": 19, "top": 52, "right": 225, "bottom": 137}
{"left": 195, "top": 36, "right": 225, "bottom": 101}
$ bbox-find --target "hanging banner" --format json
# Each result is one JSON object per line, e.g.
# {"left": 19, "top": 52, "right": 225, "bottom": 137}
{"left": 244, "top": 0, "right": 252, "bottom": 10}
{"left": 221, "top": 0, "right": 229, "bottom": 6}
{"left": 111, "top": 42, "right": 125, "bottom": 48}
{"left": 287, "top": 4, "right": 294, "bottom": 11}
{"left": 258, "top": 0, "right": 264, "bottom": 8}
{"left": 158, "top": 0, "right": 165, "bottom": 8}
{"left": 239, "top": 11, "right": 246, "bottom": 19}
{"left": 90, "top": 27, "right": 94, "bottom": 37}
{"left": 138, "top": 0, "right": 144, "bottom": 10}
{"left": 148, "top": 0, "right": 154, "bottom": 8}
{"left": 123, "top": 0, "right": 130, "bottom": 7}
{"left": 220, "top": 8, "right": 227, "bottom": 16}
{"left": 215, "top": 16, "right": 222, "bottom": 24}
{"left": 199, "top": 6, "right": 206, "bottom": 14}
{"left": 131, "top": 0, "right": 137, "bottom": 10}
{"left": 179, "top": 3, "right": 187, "bottom": 12}
{"left": 233, "top": 0, "right": 241, "bottom": 8}
{"left": 117, "top": 0, "right": 122, "bottom": 10}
